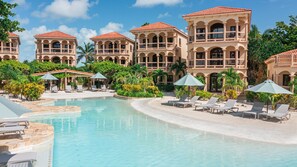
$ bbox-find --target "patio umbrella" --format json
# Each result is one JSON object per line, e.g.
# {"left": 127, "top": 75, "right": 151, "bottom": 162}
{"left": 41, "top": 73, "right": 58, "bottom": 91}
{"left": 174, "top": 73, "right": 204, "bottom": 98}
{"left": 246, "top": 79, "right": 293, "bottom": 111}
{"left": 91, "top": 72, "right": 107, "bottom": 80}
{"left": 0, "top": 96, "right": 32, "bottom": 118}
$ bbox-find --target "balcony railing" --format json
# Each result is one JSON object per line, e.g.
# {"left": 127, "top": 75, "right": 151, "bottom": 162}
{"left": 0, "top": 47, "right": 18, "bottom": 53}
{"left": 138, "top": 62, "right": 173, "bottom": 70}
{"left": 189, "top": 31, "right": 247, "bottom": 43}
{"left": 95, "top": 49, "right": 128, "bottom": 54}
{"left": 188, "top": 59, "right": 245, "bottom": 69}
{"left": 138, "top": 42, "right": 175, "bottom": 50}
{"left": 275, "top": 56, "right": 297, "bottom": 67}
{"left": 37, "top": 49, "right": 74, "bottom": 54}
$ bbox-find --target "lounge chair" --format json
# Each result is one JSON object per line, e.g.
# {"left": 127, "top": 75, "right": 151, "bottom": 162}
{"left": 259, "top": 104, "right": 290, "bottom": 123}
{"left": 194, "top": 97, "right": 218, "bottom": 111}
{"left": 51, "top": 86, "right": 58, "bottom": 93}
{"left": 0, "top": 152, "right": 37, "bottom": 167}
{"left": 167, "top": 95, "right": 188, "bottom": 106}
{"left": 175, "top": 96, "right": 200, "bottom": 108}
{"left": 91, "top": 85, "right": 99, "bottom": 92}
{"left": 242, "top": 102, "right": 265, "bottom": 119}
{"left": 0, "top": 126, "right": 25, "bottom": 136}
{"left": 212, "top": 99, "right": 238, "bottom": 115}
{"left": 0, "top": 118, "right": 29, "bottom": 128}
{"left": 101, "top": 85, "right": 107, "bottom": 92}
{"left": 77, "top": 85, "right": 83, "bottom": 93}
{"left": 65, "top": 85, "right": 72, "bottom": 93}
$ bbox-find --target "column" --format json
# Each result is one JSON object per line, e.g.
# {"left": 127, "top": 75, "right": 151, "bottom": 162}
{"left": 1, "top": 42, "right": 3, "bottom": 52}
{"left": 236, "top": 21, "right": 239, "bottom": 41}
{"left": 205, "top": 23, "right": 208, "bottom": 41}
{"left": 145, "top": 35, "right": 148, "bottom": 49}
{"left": 157, "top": 35, "right": 159, "bottom": 49}
{"left": 204, "top": 76, "right": 208, "bottom": 91}
{"left": 137, "top": 54, "right": 140, "bottom": 63}
{"left": 112, "top": 42, "right": 115, "bottom": 54}
{"left": 193, "top": 24, "right": 197, "bottom": 42}
{"left": 291, "top": 54, "right": 294, "bottom": 67}
{"left": 41, "top": 40, "right": 44, "bottom": 54}
{"left": 223, "top": 49, "right": 226, "bottom": 68}
{"left": 103, "top": 42, "right": 105, "bottom": 54}
{"left": 165, "top": 33, "right": 168, "bottom": 49}
{"left": 245, "top": 49, "right": 248, "bottom": 68}
{"left": 145, "top": 55, "right": 148, "bottom": 67}
{"left": 67, "top": 58, "right": 70, "bottom": 66}
{"left": 245, "top": 22, "right": 249, "bottom": 41}
{"left": 67, "top": 41, "right": 70, "bottom": 54}
{"left": 9, "top": 40, "right": 12, "bottom": 53}
{"left": 157, "top": 55, "right": 159, "bottom": 68}
{"left": 49, "top": 40, "right": 52, "bottom": 53}
{"left": 205, "top": 50, "right": 208, "bottom": 68}
{"left": 60, "top": 41, "right": 62, "bottom": 53}
{"left": 165, "top": 55, "right": 168, "bottom": 68}
{"left": 235, "top": 49, "right": 239, "bottom": 68}
{"left": 223, "top": 22, "right": 227, "bottom": 41}
{"left": 193, "top": 51, "right": 196, "bottom": 68}
{"left": 119, "top": 41, "right": 121, "bottom": 53}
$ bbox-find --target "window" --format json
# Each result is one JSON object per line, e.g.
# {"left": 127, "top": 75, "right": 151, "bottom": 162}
{"left": 142, "top": 57, "right": 146, "bottom": 62}
{"left": 130, "top": 46, "right": 132, "bottom": 52}
{"left": 167, "top": 38, "right": 173, "bottom": 43}
{"left": 230, "top": 26, "right": 236, "bottom": 31}
{"left": 210, "top": 23, "right": 224, "bottom": 39}
{"left": 196, "top": 52, "right": 205, "bottom": 59}
{"left": 121, "top": 60, "right": 126, "bottom": 65}
{"left": 167, "top": 75, "right": 173, "bottom": 82}
{"left": 179, "top": 38, "right": 181, "bottom": 47}
{"left": 142, "top": 39, "right": 146, "bottom": 43}
{"left": 210, "top": 48, "right": 223, "bottom": 65}
{"left": 230, "top": 51, "right": 235, "bottom": 58}
{"left": 197, "top": 28, "right": 205, "bottom": 33}
{"left": 168, "top": 56, "right": 173, "bottom": 62}
{"left": 283, "top": 74, "right": 290, "bottom": 86}
{"left": 121, "top": 45, "right": 126, "bottom": 49}
{"left": 52, "top": 42, "right": 60, "bottom": 48}
{"left": 43, "top": 44, "right": 49, "bottom": 48}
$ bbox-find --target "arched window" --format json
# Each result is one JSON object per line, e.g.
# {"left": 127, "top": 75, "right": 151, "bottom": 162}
{"left": 152, "top": 36, "right": 158, "bottom": 43}
{"left": 210, "top": 23, "right": 224, "bottom": 39}
{"left": 52, "top": 57, "right": 61, "bottom": 64}
{"left": 108, "top": 43, "right": 113, "bottom": 49}
{"left": 152, "top": 54, "right": 157, "bottom": 62}
{"left": 210, "top": 48, "right": 223, "bottom": 65}
{"left": 52, "top": 42, "right": 60, "bottom": 48}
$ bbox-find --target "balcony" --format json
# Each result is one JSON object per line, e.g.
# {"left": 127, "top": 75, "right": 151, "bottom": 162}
{"left": 37, "top": 49, "right": 75, "bottom": 54}
{"left": 274, "top": 56, "right": 297, "bottom": 67}
{"left": 0, "top": 47, "right": 18, "bottom": 53}
{"left": 188, "top": 58, "right": 245, "bottom": 69}
{"left": 95, "top": 49, "right": 128, "bottom": 55}
{"left": 138, "top": 62, "right": 174, "bottom": 70}
{"left": 189, "top": 31, "right": 247, "bottom": 43}
{"left": 138, "top": 42, "right": 175, "bottom": 50}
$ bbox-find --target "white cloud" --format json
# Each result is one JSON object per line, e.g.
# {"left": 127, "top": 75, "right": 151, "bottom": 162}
{"left": 11, "top": 0, "right": 26, "bottom": 5}
{"left": 17, "top": 25, "right": 97, "bottom": 62}
{"left": 134, "top": 0, "right": 183, "bottom": 7}
{"left": 15, "top": 15, "right": 29, "bottom": 25}
{"left": 99, "top": 22, "right": 123, "bottom": 34}
{"left": 157, "top": 12, "right": 171, "bottom": 19}
{"left": 33, "top": 0, "right": 94, "bottom": 19}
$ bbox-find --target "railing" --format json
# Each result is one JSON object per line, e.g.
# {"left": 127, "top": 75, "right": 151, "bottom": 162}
{"left": 187, "top": 58, "right": 246, "bottom": 69}
{"left": 95, "top": 49, "right": 128, "bottom": 54}
{"left": 38, "top": 49, "right": 74, "bottom": 54}
{"left": 0, "top": 47, "right": 18, "bottom": 53}
{"left": 137, "top": 62, "right": 173, "bottom": 69}
{"left": 188, "top": 31, "right": 247, "bottom": 43}
{"left": 138, "top": 42, "right": 175, "bottom": 49}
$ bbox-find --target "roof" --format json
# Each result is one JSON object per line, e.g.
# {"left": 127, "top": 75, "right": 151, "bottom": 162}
{"left": 90, "top": 32, "right": 133, "bottom": 42}
{"left": 183, "top": 6, "right": 251, "bottom": 17}
{"left": 265, "top": 49, "right": 297, "bottom": 64}
{"left": 34, "top": 31, "right": 76, "bottom": 39}
{"left": 131, "top": 22, "right": 175, "bottom": 31}
{"left": 8, "top": 32, "right": 19, "bottom": 38}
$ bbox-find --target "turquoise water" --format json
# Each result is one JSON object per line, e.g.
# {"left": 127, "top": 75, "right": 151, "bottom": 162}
{"left": 34, "top": 98, "right": 297, "bottom": 167}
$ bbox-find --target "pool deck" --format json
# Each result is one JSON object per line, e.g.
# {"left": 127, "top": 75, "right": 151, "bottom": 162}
{"left": 41, "top": 91, "right": 114, "bottom": 99}
{"left": 131, "top": 96, "right": 297, "bottom": 145}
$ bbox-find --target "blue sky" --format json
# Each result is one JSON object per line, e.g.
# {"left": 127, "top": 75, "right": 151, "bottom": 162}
{"left": 8, "top": 0, "right": 297, "bottom": 62}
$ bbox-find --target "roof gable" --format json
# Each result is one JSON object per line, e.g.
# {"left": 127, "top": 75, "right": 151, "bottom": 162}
{"left": 131, "top": 22, "right": 175, "bottom": 31}
{"left": 184, "top": 6, "right": 251, "bottom": 17}
{"left": 91, "top": 32, "right": 126, "bottom": 40}
{"left": 35, "top": 31, "right": 76, "bottom": 39}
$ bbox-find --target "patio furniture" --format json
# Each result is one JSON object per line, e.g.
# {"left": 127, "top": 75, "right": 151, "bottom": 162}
{"left": 0, "top": 126, "right": 25, "bottom": 136}
{"left": 167, "top": 95, "right": 188, "bottom": 106}
{"left": 91, "top": 85, "right": 99, "bottom": 92}
{"left": 212, "top": 99, "right": 238, "bottom": 115}
{"left": 0, "top": 152, "right": 37, "bottom": 167}
{"left": 101, "top": 85, "right": 107, "bottom": 92}
{"left": 194, "top": 97, "right": 218, "bottom": 111}
{"left": 51, "top": 86, "right": 58, "bottom": 93}
{"left": 175, "top": 96, "right": 200, "bottom": 108}
{"left": 65, "top": 85, "right": 72, "bottom": 93}
{"left": 0, "top": 118, "right": 29, "bottom": 128}
{"left": 242, "top": 102, "right": 265, "bottom": 119}
{"left": 259, "top": 104, "right": 290, "bottom": 123}
{"left": 77, "top": 85, "right": 83, "bottom": 93}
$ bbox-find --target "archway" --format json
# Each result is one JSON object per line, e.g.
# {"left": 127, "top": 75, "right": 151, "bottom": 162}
{"left": 210, "top": 47, "right": 223, "bottom": 66}
{"left": 52, "top": 57, "right": 61, "bottom": 64}
{"left": 209, "top": 73, "right": 222, "bottom": 92}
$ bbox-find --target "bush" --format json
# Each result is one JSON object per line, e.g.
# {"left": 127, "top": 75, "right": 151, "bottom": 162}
{"left": 196, "top": 90, "right": 213, "bottom": 100}
{"left": 4, "top": 81, "right": 22, "bottom": 97}
{"left": 225, "top": 89, "right": 238, "bottom": 99}
{"left": 289, "top": 95, "right": 297, "bottom": 109}
{"left": 246, "top": 91, "right": 257, "bottom": 102}
{"left": 117, "top": 84, "right": 163, "bottom": 98}
{"left": 157, "top": 84, "right": 175, "bottom": 92}
{"left": 23, "top": 83, "right": 44, "bottom": 101}
{"left": 175, "top": 87, "right": 188, "bottom": 98}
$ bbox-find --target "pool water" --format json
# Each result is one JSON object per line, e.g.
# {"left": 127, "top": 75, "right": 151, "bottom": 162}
{"left": 34, "top": 98, "right": 297, "bottom": 167}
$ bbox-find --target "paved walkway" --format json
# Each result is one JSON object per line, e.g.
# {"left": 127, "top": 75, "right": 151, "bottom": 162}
{"left": 131, "top": 96, "right": 297, "bottom": 145}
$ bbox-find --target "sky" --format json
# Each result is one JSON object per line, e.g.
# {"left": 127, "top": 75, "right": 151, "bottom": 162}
{"left": 7, "top": 0, "right": 297, "bottom": 62}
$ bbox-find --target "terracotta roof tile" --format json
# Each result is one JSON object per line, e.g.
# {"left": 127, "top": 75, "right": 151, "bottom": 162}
{"left": 131, "top": 22, "right": 175, "bottom": 31}
{"left": 8, "top": 32, "right": 19, "bottom": 38}
{"left": 35, "top": 31, "right": 76, "bottom": 39}
{"left": 91, "top": 32, "right": 127, "bottom": 40}
{"left": 184, "top": 6, "right": 251, "bottom": 17}
{"left": 265, "top": 49, "right": 297, "bottom": 63}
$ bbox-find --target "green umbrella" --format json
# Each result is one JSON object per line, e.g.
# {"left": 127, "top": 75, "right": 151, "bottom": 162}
{"left": 174, "top": 73, "right": 204, "bottom": 98}
{"left": 91, "top": 72, "right": 107, "bottom": 80}
{"left": 246, "top": 79, "right": 293, "bottom": 111}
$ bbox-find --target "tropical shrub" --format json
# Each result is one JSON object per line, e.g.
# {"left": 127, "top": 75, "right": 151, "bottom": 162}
{"left": 196, "top": 90, "right": 213, "bottom": 100}
{"left": 4, "top": 81, "right": 22, "bottom": 97}
{"left": 225, "top": 89, "right": 238, "bottom": 99}
{"left": 289, "top": 95, "right": 297, "bottom": 109}
{"left": 175, "top": 86, "right": 188, "bottom": 98}
{"left": 117, "top": 84, "right": 163, "bottom": 98}
{"left": 23, "top": 83, "right": 44, "bottom": 101}
{"left": 246, "top": 91, "right": 257, "bottom": 102}
{"left": 157, "top": 84, "right": 175, "bottom": 92}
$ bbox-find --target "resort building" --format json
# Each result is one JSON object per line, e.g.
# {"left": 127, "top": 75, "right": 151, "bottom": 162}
{"left": 90, "top": 32, "right": 134, "bottom": 66}
{"left": 35, "top": 31, "right": 77, "bottom": 66}
{"left": 0, "top": 32, "right": 20, "bottom": 61}
{"left": 183, "top": 6, "right": 251, "bottom": 92}
{"left": 265, "top": 49, "right": 297, "bottom": 90}
{"left": 130, "top": 22, "right": 188, "bottom": 84}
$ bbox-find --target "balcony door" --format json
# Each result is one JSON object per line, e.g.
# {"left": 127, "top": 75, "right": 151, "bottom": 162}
{"left": 210, "top": 23, "right": 224, "bottom": 39}
{"left": 209, "top": 73, "right": 222, "bottom": 92}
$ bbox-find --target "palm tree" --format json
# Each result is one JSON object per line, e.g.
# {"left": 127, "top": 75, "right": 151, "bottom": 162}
{"left": 217, "top": 67, "right": 243, "bottom": 91}
{"left": 131, "top": 64, "right": 147, "bottom": 78}
{"left": 77, "top": 42, "right": 95, "bottom": 64}
{"left": 170, "top": 59, "right": 187, "bottom": 77}
{"left": 142, "top": 22, "right": 150, "bottom": 26}
{"left": 152, "top": 69, "right": 168, "bottom": 84}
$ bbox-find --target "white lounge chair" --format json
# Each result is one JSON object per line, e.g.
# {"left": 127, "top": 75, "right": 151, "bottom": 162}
{"left": 175, "top": 96, "right": 200, "bottom": 108}
{"left": 194, "top": 97, "right": 218, "bottom": 111}
{"left": 167, "top": 95, "right": 188, "bottom": 106}
{"left": 77, "top": 85, "right": 83, "bottom": 93}
{"left": 0, "top": 118, "right": 29, "bottom": 128}
{"left": 51, "top": 86, "right": 58, "bottom": 93}
{"left": 91, "top": 85, "right": 99, "bottom": 92}
{"left": 242, "top": 102, "right": 265, "bottom": 119}
{"left": 65, "top": 85, "right": 72, "bottom": 93}
{"left": 259, "top": 104, "right": 290, "bottom": 123}
{"left": 0, "top": 126, "right": 25, "bottom": 136}
{"left": 0, "top": 152, "right": 37, "bottom": 167}
{"left": 212, "top": 99, "right": 238, "bottom": 115}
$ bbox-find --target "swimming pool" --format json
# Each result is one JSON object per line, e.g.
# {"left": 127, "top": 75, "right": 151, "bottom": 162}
{"left": 34, "top": 98, "right": 297, "bottom": 167}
